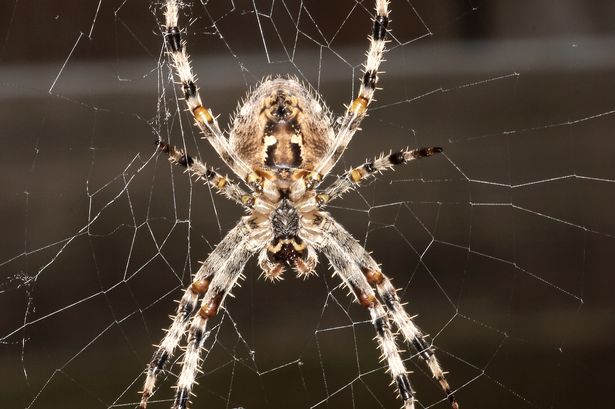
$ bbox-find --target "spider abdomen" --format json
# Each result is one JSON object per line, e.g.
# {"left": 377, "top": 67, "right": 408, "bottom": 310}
{"left": 229, "top": 77, "right": 334, "bottom": 172}
{"left": 263, "top": 120, "right": 303, "bottom": 168}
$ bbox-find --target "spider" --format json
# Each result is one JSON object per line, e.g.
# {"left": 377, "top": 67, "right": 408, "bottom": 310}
{"left": 140, "top": 1, "right": 459, "bottom": 408}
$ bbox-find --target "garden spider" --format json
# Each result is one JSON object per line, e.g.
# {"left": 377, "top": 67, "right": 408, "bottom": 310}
{"left": 140, "top": 1, "right": 459, "bottom": 408}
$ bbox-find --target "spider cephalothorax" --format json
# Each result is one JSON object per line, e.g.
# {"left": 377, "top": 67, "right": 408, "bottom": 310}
{"left": 141, "top": 2, "right": 460, "bottom": 409}
{"left": 264, "top": 198, "right": 313, "bottom": 278}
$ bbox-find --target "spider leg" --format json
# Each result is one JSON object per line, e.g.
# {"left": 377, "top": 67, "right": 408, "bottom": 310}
{"left": 370, "top": 266, "right": 460, "bottom": 409}
{"left": 162, "top": 0, "right": 253, "bottom": 181}
{"left": 315, "top": 0, "right": 390, "bottom": 178}
{"left": 139, "top": 218, "right": 264, "bottom": 408}
{"left": 318, "top": 235, "right": 415, "bottom": 409}
{"left": 313, "top": 214, "right": 460, "bottom": 409}
{"left": 172, "top": 228, "right": 264, "bottom": 409}
{"left": 320, "top": 146, "right": 443, "bottom": 204}
{"left": 156, "top": 140, "right": 252, "bottom": 208}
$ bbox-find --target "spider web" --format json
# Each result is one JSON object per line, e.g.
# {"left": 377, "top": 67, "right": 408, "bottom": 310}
{"left": 1, "top": 1, "right": 614, "bottom": 408}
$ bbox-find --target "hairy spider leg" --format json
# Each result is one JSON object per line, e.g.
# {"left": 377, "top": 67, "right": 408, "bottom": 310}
{"left": 374, "top": 270, "right": 460, "bottom": 409}
{"left": 321, "top": 146, "right": 443, "bottom": 203}
{"left": 320, "top": 215, "right": 460, "bottom": 409}
{"left": 163, "top": 0, "right": 253, "bottom": 182}
{"left": 156, "top": 141, "right": 253, "bottom": 208}
{"left": 316, "top": 0, "right": 390, "bottom": 178}
{"left": 172, "top": 225, "right": 264, "bottom": 409}
{"left": 318, "top": 233, "right": 416, "bottom": 409}
{"left": 139, "top": 219, "right": 262, "bottom": 408}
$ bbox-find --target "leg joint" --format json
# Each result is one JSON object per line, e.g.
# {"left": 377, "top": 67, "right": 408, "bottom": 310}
{"left": 199, "top": 292, "right": 224, "bottom": 318}
{"left": 412, "top": 336, "right": 434, "bottom": 360}
{"left": 165, "top": 26, "right": 182, "bottom": 53}
{"left": 174, "top": 387, "right": 190, "bottom": 409}
{"left": 396, "top": 374, "right": 414, "bottom": 402}
{"left": 389, "top": 151, "right": 406, "bottom": 165}
{"left": 190, "top": 278, "right": 211, "bottom": 294}
{"left": 350, "top": 282, "right": 376, "bottom": 307}
{"left": 151, "top": 350, "right": 169, "bottom": 372}
{"left": 373, "top": 315, "right": 387, "bottom": 338}
{"left": 373, "top": 15, "right": 389, "bottom": 41}
{"left": 362, "top": 70, "right": 378, "bottom": 90}
{"left": 183, "top": 80, "right": 197, "bottom": 99}
{"left": 363, "top": 268, "right": 384, "bottom": 285}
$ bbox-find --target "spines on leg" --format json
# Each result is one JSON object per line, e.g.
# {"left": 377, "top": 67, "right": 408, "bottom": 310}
{"left": 156, "top": 140, "right": 251, "bottom": 207}
{"left": 173, "top": 315, "right": 209, "bottom": 409}
{"left": 321, "top": 146, "right": 443, "bottom": 204}
{"left": 377, "top": 276, "right": 459, "bottom": 409}
{"left": 319, "top": 237, "right": 415, "bottom": 409}
{"left": 370, "top": 303, "right": 416, "bottom": 409}
{"left": 316, "top": 215, "right": 460, "bottom": 408}
{"left": 162, "top": 0, "right": 252, "bottom": 180}
{"left": 350, "top": 0, "right": 390, "bottom": 116}
{"left": 315, "top": 0, "right": 391, "bottom": 178}
{"left": 139, "top": 285, "right": 201, "bottom": 408}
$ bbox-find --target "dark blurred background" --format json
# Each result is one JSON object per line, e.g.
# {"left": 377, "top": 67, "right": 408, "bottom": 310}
{"left": 1, "top": 1, "right": 615, "bottom": 408}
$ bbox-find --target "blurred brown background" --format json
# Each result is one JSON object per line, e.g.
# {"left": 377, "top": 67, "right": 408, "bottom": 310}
{"left": 1, "top": 1, "right": 614, "bottom": 408}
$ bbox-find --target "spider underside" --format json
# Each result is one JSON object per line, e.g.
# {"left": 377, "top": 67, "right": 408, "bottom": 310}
{"left": 140, "top": 1, "right": 459, "bottom": 409}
